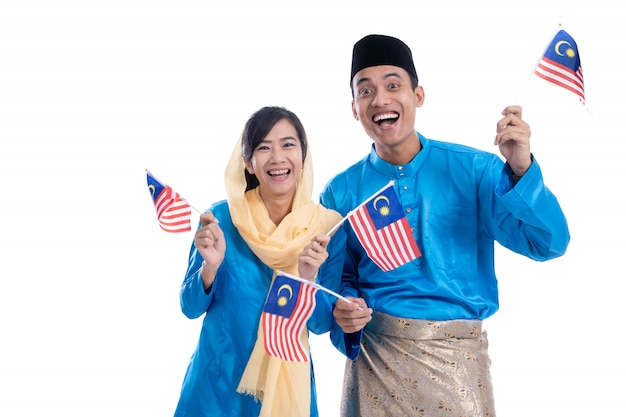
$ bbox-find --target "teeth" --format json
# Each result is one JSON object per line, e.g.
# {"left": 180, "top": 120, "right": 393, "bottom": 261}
{"left": 268, "top": 169, "right": 289, "bottom": 176}
{"left": 373, "top": 112, "right": 398, "bottom": 122}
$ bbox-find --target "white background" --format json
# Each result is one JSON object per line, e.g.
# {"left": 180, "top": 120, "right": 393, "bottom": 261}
{"left": 1, "top": 1, "right": 623, "bottom": 416}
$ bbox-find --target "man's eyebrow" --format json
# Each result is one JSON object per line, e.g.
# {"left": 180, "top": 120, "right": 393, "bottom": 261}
{"left": 354, "top": 71, "right": 404, "bottom": 88}
{"left": 354, "top": 76, "right": 371, "bottom": 88}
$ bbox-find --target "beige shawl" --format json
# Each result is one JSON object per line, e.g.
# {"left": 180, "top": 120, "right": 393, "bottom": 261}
{"left": 225, "top": 135, "right": 341, "bottom": 417}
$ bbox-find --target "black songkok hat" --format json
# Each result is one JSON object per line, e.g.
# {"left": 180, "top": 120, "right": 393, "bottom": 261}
{"left": 350, "top": 34, "right": 418, "bottom": 86}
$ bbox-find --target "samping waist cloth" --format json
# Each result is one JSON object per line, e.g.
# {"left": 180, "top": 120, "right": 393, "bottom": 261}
{"left": 365, "top": 310, "right": 483, "bottom": 340}
{"left": 341, "top": 311, "right": 495, "bottom": 417}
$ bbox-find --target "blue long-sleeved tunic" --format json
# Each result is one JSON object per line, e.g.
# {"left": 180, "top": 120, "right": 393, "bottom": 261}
{"left": 320, "top": 134, "right": 570, "bottom": 359}
{"left": 173, "top": 200, "right": 346, "bottom": 417}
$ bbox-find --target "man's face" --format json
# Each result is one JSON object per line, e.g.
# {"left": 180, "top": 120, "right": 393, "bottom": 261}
{"left": 351, "top": 65, "right": 424, "bottom": 153}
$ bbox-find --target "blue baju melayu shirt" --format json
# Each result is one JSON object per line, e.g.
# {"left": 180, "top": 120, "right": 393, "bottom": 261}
{"left": 320, "top": 133, "right": 570, "bottom": 359}
{"left": 173, "top": 200, "right": 346, "bottom": 417}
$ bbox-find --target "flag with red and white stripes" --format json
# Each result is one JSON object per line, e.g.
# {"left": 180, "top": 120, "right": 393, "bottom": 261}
{"left": 146, "top": 171, "right": 192, "bottom": 233}
{"left": 534, "top": 29, "right": 585, "bottom": 104}
{"left": 262, "top": 272, "right": 317, "bottom": 362}
{"left": 347, "top": 181, "right": 421, "bottom": 272}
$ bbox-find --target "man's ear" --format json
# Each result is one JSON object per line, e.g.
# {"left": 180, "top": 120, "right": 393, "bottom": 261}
{"left": 415, "top": 85, "right": 425, "bottom": 108}
{"left": 352, "top": 101, "right": 359, "bottom": 120}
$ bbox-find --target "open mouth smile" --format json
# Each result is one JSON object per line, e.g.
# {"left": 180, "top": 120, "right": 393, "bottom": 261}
{"left": 373, "top": 112, "right": 399, "bottom": 125}
{"left": 268, "top": 169, "right": 290, "bottom": 177}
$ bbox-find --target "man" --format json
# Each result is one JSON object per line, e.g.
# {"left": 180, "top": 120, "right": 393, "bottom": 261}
{"left": 320, "top": 34, "right": 570, "bottom": 417}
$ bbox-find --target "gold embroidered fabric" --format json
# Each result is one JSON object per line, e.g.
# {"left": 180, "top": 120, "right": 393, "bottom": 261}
{"left": 341, "top": 312, "right": 496, "bottom": 417}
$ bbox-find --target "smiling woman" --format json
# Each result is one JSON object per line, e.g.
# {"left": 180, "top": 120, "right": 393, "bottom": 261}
{"left": 243, "top": 118, "right": 305, "bottom": 224}
{"left": 172, "top": 106, "right": 346, "bottom": 417}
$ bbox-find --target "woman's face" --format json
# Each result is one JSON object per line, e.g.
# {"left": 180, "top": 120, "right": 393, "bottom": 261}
{"left": 245, "top": 118, "right": 303, "bottom": 202}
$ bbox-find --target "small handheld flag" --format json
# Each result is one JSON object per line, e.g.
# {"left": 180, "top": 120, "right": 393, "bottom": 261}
{"left": 262, "top": 271, "right": 317, "bottom": 362}
{"left": 345, "top": 181, "right": 421, "bottom": 271}
{"left": 146, "top": 170, "right": 192, "bottom": 233}
{"left": 534, "top": 29, "right": 585, "bottom": 104}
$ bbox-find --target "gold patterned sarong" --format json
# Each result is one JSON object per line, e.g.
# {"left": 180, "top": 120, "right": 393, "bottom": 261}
{"left": 341, "top": 312, "right": 496, "bottom": 417}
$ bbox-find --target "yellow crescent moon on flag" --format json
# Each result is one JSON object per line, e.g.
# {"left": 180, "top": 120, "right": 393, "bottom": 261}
{"left": 277, "top": 284, "right": 293, "bottom": 300}
{"left": 555, "top": 40, "right": 571, "bottom": 56}
{"left": 148, "top": 184, "right": 156, "bottom": 197}
{"left": 373, "top": 195, "right": 390, "bottom": 211}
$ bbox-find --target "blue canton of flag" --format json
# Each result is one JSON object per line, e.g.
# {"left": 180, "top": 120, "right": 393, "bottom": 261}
{"left": 365, "top": 185, "right": 405, "bottom": 228}
{"left": 263, "top": 274, "right": 302, "bottom": 318}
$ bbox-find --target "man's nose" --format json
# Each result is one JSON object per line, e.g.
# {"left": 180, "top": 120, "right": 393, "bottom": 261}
{"left": 371, "top": 91, "right": 390, "bottom": 107}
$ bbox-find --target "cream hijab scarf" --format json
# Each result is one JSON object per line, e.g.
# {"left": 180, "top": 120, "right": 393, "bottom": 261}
{"left": 225, "top": 134, "right": 341, "bottom": 417}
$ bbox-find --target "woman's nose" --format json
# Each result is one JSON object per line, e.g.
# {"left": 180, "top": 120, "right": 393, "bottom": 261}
{"left": 270, "top": 148, "right": 286, "bottom": 162}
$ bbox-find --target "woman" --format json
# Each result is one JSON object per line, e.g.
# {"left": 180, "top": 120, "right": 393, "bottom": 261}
{"left": 173, "top": 106, "right": 345, "bottom": 417}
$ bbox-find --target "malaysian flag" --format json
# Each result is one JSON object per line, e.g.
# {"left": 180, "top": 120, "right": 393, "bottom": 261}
{"left": 534, "top": 29, "right": 585, "bottom": 104}
{"left": 262, "top": 271, "right": 317, "bottom": 362}
{"left": 347, "top": 181, "right": 421, "bottom": 272}
{"left": 146, "top": 170, "right": 192, "bottom": 233}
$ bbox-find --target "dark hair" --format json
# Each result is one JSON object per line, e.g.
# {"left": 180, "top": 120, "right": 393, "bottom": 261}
{"left": 241, "top": 106, "right": 308, "bottom": 191}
